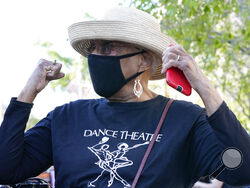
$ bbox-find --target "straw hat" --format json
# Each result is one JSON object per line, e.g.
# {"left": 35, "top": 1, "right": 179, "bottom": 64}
{"left": 68, "top": 7, "right": 178, "bottom": 80}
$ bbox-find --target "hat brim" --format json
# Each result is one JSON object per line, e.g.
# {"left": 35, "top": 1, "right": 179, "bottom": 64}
{"left": 68, "top": 20, "right": 178, "bottom": 80}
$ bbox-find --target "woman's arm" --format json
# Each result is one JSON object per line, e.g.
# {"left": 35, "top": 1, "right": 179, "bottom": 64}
{"left": 162, "top": 45, "right": 250, "bottom": 186}
{"left": 187, "top": 104, "right": 250, "bottom": 186}
{"left": 207, "top": 101, "right": 250, "bottom": 186}
{"left": 0, "top": 98, "right": 53, "bottom": 184}
{"left": 194, "top": 77, "right": 223, "bottom": 117}
{"left": 0, "top": 58, "right": 64, "bottom": 184}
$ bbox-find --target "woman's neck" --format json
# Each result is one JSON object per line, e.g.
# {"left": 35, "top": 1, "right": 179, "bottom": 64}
{"left": 107, "top": 84, "right": 158, "bottom": 103}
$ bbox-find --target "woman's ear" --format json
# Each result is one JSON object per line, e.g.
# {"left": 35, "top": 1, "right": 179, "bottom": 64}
{"left": 138, "top": 52, "right": 153, "bottom": 72}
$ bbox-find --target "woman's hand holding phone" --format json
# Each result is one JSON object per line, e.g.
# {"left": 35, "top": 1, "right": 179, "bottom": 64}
{"left": 162, "top": 44, "right": 224, "bottom": 116}
{"left": 161, "top": 44, "right": 207, "bottom": 96}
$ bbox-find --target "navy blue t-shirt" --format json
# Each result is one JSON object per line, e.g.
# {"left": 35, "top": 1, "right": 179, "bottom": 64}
{"left": 0, "top": 95, "right": 249, "bottom": 187}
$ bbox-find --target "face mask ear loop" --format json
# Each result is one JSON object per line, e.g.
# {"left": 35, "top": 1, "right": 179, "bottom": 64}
{"left": 120, "top": 50, "right": 146, "bottom": 83}
{"left": 119, "top": 50, "right": 146, "bottom": 59}
{"left": 125, "top": 71, "right": 144, "bottom": 83}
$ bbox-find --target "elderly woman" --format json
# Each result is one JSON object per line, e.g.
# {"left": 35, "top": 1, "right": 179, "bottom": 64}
{"left": 0, "top": 7, "right": 249, "bottom": 188}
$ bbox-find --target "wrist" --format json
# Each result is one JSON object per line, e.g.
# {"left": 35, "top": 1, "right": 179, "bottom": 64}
{"left": 195, "top": 77, "right": 213, "bottom": 97}
{"left": 17, "top": 86, "right": 38, "bottom": 103}
{"left": 196, "top": 79, "right": 223, "bottom": 117}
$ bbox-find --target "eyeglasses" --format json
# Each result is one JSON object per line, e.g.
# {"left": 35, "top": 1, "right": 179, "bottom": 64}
{"left": 86, "top": 40, "right": 144, "bottom": 55}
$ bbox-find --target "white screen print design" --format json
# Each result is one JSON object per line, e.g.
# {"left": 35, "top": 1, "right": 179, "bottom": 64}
{"left": 87, "top": 137, "right": 149, "bottom": 187}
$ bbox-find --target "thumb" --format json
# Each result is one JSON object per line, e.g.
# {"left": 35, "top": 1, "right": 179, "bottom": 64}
{"left": 56, "top": 72, "right": 65, "bottom": 79}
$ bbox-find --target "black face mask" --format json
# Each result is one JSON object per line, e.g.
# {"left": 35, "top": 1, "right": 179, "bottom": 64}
{"left": 88, "top": 50, "right": 146, "bottom": 98}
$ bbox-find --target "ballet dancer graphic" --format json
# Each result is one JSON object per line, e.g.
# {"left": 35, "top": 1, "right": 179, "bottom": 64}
{"left": 87, "top": 137, "right": 149, "bottom": 187}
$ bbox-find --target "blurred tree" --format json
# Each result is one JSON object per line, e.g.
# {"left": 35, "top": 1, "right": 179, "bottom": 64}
{"left": 128, "top": 0, "right": 249, "bottom": 130}
{"left": 35, "top": 1, "right": 249, "bottom": 131}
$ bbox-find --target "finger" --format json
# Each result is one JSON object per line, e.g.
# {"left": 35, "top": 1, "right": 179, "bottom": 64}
{"left": 161, "top": 59, "right": 176, "bottom": 74}
{"left": 162, "top": 52, "right": 178, "bottom": 65}
{"left": 162, "top": 45, "right": 174, "bottom": 56}
{"left": 55, "top": 72, "right": 65, "bottom": 79}
{"left": 162, "top": 54, "right": 179, "bottom": 74}
{"left": 161, "top": 59, "right": 183, "bottom": 74}
{"left": 171, "top": 48, "right": 186, "bottom": 56}
{"left": 38, "top": 59, "right": 59, "bottom": 76}
{"left": 46, "top": 72, "right": 64, "bottom": 81}
{"left": 47, "top": 72, "right": 65, "bottom": 81}
{"left": 38, "top": 58, "right": 54, "bottom": 67}
{"left": 164, "top": 46, "right": 186, "bottom": 56}
{"left": 46, "top": 63, "right": 63, "bottom": 78}
{"left": 163, "top": 45, "right": 185, "bottom": 56}
{"left": 163, "top": 43, "right": 178, "bottom": 53}
{"left": 176, "top": 45, "right": 187, "bottom": 54}
{"left": 162, "top": 53, "right": 183, "bottom": 68}
{"left": 52, "top": 63, "right": 62, "bottom": 76}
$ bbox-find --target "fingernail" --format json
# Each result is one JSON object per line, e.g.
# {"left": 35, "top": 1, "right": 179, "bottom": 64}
{"left": 166, "top": 44, "right": 174, "bottom": 51}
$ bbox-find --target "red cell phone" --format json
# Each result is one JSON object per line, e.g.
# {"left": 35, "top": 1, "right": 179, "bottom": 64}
{"left": 165, "top": 44, "right": 192, "bottom": 96}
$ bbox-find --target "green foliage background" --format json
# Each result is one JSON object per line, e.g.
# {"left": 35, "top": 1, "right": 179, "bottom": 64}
{"left": 37, "top": 0, "right": 249, "bottom": 131}
{"left": 128, "top": 0, "right": 249, "bottom": 130}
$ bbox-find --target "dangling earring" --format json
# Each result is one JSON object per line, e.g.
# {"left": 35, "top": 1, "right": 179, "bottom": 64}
{"left": 133, "top": 78, "right": 143, "bottom": 98}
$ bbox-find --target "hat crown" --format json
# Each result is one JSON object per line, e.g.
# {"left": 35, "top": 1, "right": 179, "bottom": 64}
{"left": 68, "top": 7, "right": 177, "bottom": 80}
{"left": 101, "top": 7, "right": 161, "bottom": 31}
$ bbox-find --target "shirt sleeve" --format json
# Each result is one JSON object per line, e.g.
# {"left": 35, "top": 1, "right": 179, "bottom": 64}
{"left": 187, "top": 101, "right": 250, "bottom": 187}
{"left": 0, "top": 98, "right": 53, "bottom": 185}
{"left": 207, "top": 101, "right": 250, "bottom": 186}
